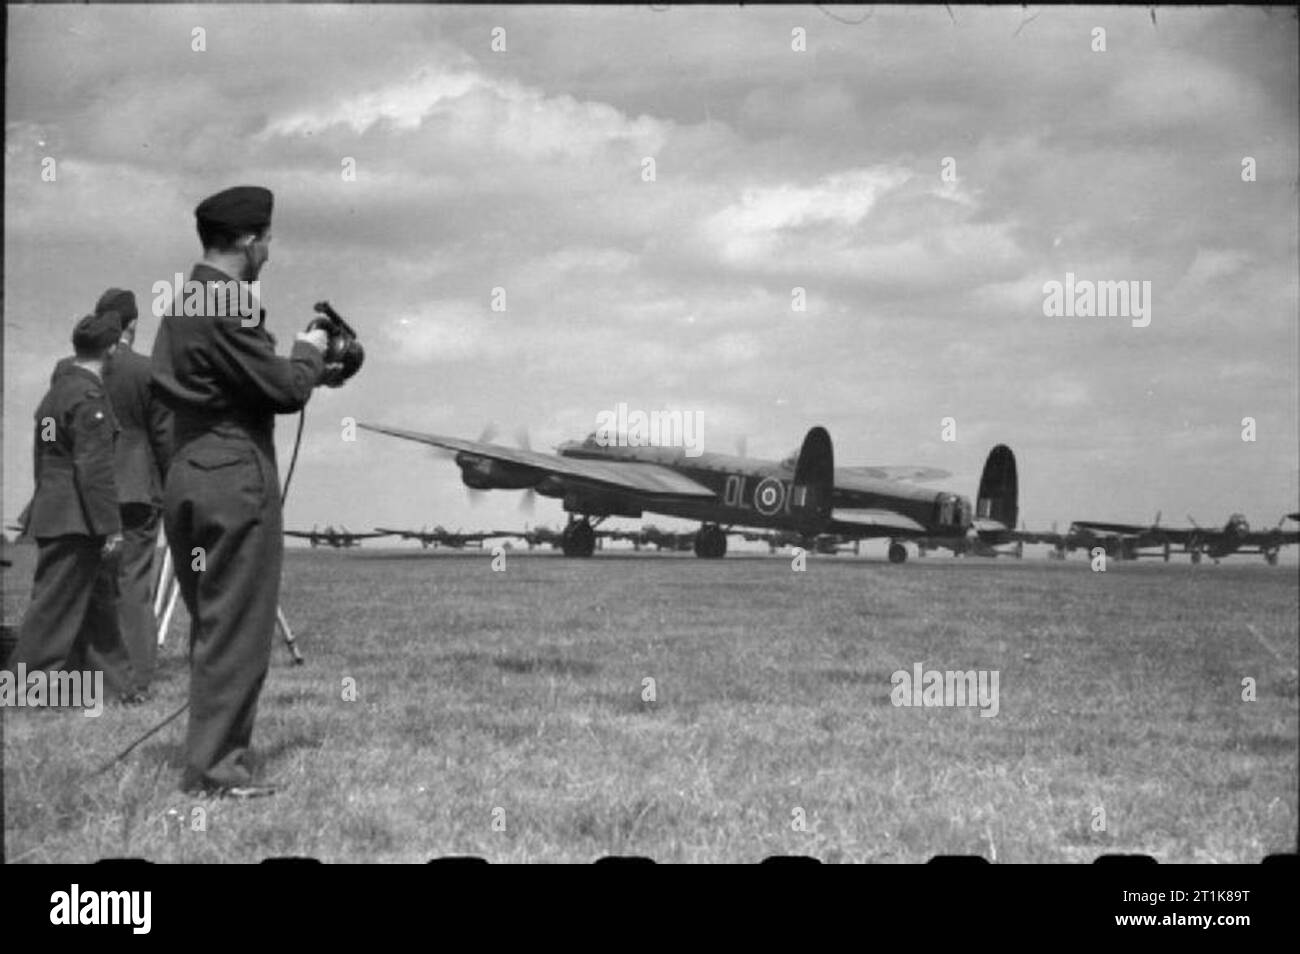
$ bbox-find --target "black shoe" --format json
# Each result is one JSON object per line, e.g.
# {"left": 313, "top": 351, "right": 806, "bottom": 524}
{"left": 220, "top": 784, "right": 278, "bottom": 800}
{"left": 184, "top": 782, "right": 278, "bottom": 800}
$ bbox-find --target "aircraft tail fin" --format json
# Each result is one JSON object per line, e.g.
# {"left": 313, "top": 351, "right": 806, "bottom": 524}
{"left": 792, "top": 426, "right": 834, "bottom": 532}
{"left": 975, "top": 444, "right": 1018, "bottom": 543}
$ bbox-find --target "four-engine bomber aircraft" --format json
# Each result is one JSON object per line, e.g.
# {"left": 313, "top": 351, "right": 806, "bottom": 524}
{"left": 916, "top": 531, "right": 1025, "bottom": 559}
{"left": 738, "top": 528, "right": 861, "bottom": 555}
{"left": 358, "top": 422, "right": 1019, "bottom": 561}
{"left": 1070, "top": 512, "right": 1299, "bottom": 565}
{"left": 283, "top": 525, "right": 395, "bottom": 548}
{"left": 376, "top": 525, "right": 509, "bottom": 549}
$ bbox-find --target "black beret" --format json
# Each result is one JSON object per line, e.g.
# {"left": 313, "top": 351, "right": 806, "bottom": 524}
{"left": 195, "top": 185, "right": 274, "bottom": 236}
{"left": 95, "top": 287, "right": 137, "bottom": 325}
{"left": 72, "top": 310, "right": 122, "bottom": 353}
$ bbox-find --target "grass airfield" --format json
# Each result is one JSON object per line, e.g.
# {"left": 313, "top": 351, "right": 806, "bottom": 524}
{"left": 3, "top": 544, "right": 1297, "bottom": 863}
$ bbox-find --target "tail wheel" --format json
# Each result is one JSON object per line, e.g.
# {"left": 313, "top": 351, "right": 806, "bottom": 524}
{"left": 887, "top": 541, "right": 908, "bottom": 564}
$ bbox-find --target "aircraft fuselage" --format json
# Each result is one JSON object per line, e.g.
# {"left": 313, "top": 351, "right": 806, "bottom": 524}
{"left": 555, "top": 443, "right": 966, "bottom": 537}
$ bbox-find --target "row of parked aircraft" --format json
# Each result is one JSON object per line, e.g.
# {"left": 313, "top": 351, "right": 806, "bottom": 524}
{"left": 271, "top": 419, "right": 1298, "bottom": 565}
{"left": 282, "top": 511, "right": 1300, "bottom": 565}
{"left": 282, "top": 525, "right": 502, "bottom": 549}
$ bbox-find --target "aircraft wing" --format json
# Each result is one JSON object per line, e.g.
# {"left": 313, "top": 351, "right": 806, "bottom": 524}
{"left": 1244, "top": 529, "right": 1300, "bottom": 547}
{"left": 837, "top": 465, "right": 951, "bottom": 484}
{"left": 1071, "top": 521, "right": 1201, "bottom": 547}
{"left": 1010, "top": 529, "right": 1063, "bottom": 545}
{"left": 360, "top": 423, "right": 716, "bottom": 500}
{"left": 283, "top": 531, "right": 321, "bottom": 539}
{"left": 1070, "top": 521, "right": 1149, "bottom": 539}
{"left": 828, "top": 508, "right": 928, "bottom": 535}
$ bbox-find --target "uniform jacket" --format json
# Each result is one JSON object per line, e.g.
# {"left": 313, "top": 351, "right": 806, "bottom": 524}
{"left": 150, "top": 264, "right": 323, "bottom": 451}
{"left": 103, "top": 342, "right": 173, "bottom": 506}
{"left": 26, "top": 361, "right": 122, "bottom": 538}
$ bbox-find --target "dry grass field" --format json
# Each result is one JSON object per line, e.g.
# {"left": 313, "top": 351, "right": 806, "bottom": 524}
{"left": 3, "top": 545, "right": 1296, "bottom": 863}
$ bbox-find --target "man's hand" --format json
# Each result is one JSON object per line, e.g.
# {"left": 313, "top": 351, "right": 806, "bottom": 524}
{"left": 102, "top": 532, "right": 124, "bottom": 558}
{"left": 295, "top": 328, "right": 329, "bottom": 352}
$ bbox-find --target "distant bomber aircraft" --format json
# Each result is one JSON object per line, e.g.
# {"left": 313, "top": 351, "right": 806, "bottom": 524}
{"left": 501, "top": 524, "right": 640, "bottom": 551}
{"left": 376, "top": 525, "right": 508, "bottom": 549}
{"left": 505, "top": 525, "right": 564, "bottom": 551}
{"left": 635, "top": 525, "right": 703, "bottom": 552}
{"left": 916, "top": 532, "right": 1024, "bottom": 559}
{"left": 283, "top": 525, "right": 394, "bottom": 548}
{"left": 1069, "top": 513, "right": 1299, "bottom": 565}
{"left": 738, "top": 528, "right": 860, "bottom": 555}
{"left": 358, "top": 421, "right": 1019, "bottom": 562}
{"left": 1009, "top": 523, "right": 1076, "bottom": 559}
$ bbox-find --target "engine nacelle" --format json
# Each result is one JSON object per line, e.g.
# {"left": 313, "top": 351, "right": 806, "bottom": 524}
{"left": 561, "top": 490, "right": 642, "bottom": 518}
{"left": 455, "top": 453, "right": 536, "bottom": 490}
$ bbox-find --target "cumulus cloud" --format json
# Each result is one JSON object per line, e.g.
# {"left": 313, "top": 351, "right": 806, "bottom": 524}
{"left": 3, "top": 6, "right": 1296, "bottom": 533}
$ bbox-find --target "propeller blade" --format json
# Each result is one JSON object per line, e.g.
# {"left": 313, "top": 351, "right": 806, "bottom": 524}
{"left": 478, "top": 423, "right": 499, "bottom": 444}
{"left": 519, "top": 489, "right": 536, "bottom": 515}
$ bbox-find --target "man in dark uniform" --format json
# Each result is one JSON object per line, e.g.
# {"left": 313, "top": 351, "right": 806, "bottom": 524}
{"left": 152, "top": 186, "right": 327, "bottom": 798}
{"left": 7, "top": 311, "right": 138, "bottom": 701}
{"left": 100, "top": 288, "right": 173, "bottom": 694}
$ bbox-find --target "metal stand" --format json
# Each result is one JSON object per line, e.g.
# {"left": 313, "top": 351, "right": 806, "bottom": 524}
{"left": 154, "top": 541, "right": 304, "bottom": 664}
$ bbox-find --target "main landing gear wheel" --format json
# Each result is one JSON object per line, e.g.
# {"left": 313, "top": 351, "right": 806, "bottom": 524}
{"left": 562, "top": 519, "right": 596, "bottom": 557}
{"left": 1190, "top": 549, "right": 1202, "bottom": 565}
{"left": 887, "top": 541, "right": 908, "bottom": 564}
{"left": 694, "top": 525, "right": 727, "bottom": 559}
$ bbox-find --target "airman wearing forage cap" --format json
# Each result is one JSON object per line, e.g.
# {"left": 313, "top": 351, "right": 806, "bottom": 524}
{"left": 100, "top": 287, "right": 173, "bottom": 693}
{"left": 6, "top": 310, "right": 140, "bottom": 702}
{"left": 151, "top": 186, "right": 328, "bottom": 798}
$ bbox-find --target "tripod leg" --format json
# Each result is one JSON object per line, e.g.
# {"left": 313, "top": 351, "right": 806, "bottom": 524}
{"left": 158, "top": 581, "right": 181, "bottom": 647}
{"left": 153, "top": 545, "right": 174, "bottom": 618}
{"left": 276, "top": 605, "right": 305, "bottom": 665}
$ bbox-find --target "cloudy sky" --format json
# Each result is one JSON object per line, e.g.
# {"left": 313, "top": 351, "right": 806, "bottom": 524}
{"left": 5, "top": 5, "right": 1297, "bottom": 545}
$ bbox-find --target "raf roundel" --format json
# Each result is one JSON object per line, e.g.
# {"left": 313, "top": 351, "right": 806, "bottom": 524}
{"left": 753, "top": 476, "right": 786, "bottom": 516}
